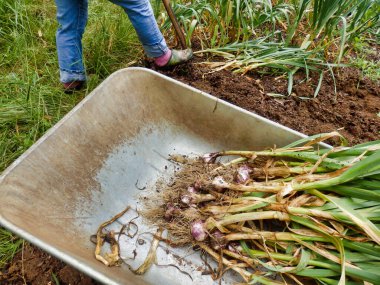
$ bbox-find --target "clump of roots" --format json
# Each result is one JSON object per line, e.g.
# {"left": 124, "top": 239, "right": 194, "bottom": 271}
{"left": 142, "top": 156, "right": 282, "bottom": 245}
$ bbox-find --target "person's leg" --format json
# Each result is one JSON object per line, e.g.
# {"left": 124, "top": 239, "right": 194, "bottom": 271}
{"left": 109, "top": 0, "right": 168, "bottom": 57}
{"left": 55, "top": 0, "right": 88, "bottom": 84}
{"left": 109, "top": 0, "right": 192, "bottom": 66}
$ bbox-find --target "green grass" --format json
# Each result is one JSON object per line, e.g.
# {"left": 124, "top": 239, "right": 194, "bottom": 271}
{"left": 0, "top": 228, "right": 22, "bottom": 268}
{"left": 348, "top": 36, "right": 380, "bottom": 81}
{"left": 0, "top": 0, "right": 142, "bottom": 270}
{"left": 0, "top": 0, "right": 142, "bottom": 172}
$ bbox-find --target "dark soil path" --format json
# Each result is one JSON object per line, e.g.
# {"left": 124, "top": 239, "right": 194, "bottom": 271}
{"left": 1, "top": 57, "right": 379, "bottom": 284}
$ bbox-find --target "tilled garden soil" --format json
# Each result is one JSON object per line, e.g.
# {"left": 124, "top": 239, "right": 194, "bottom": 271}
{"left": 157, "top": 59, "right": 380, "bottom": 145}
{"left": 1, "top": 60, "right": 379, "bottom": 284}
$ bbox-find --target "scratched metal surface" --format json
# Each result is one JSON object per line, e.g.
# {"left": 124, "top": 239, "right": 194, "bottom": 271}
{"left": 0, "top": 68, "right": 313, "bottom": 284}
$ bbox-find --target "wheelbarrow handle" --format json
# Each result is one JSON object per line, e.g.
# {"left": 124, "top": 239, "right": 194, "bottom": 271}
{"left": 161, "top": 0, "right": 187, "bottom": 49}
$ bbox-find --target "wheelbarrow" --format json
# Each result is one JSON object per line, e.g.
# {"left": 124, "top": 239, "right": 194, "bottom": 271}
{"left": 0, "top": 68, "right": 312, "bottom": 284}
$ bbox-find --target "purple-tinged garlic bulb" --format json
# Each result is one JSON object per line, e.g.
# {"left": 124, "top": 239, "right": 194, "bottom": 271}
{"left": 235, "top": 165, "right": 252, "bottom": 184}
{"left": 164, "top": 203, "right": 180, "bottom": 221}
{"left": 190, "top": 220, "right": 207, "bottom": 241}
{"left": 210, "top": 230, "right": 227, "bottom": 250}
{"left": 227, "top": 242, "right": 242, "bottom": 253}
{"left": 187, "top": 186, "right": 197, "bottom": 193}
{"left": 202, "top": 152, "right": 219, "bottom": 164}
{"left": 181, "top": 186, "right": 198, "bottom": 206}
{"left": 193, "top": 180, "right": 203, "bottom": 190}
{"left": 181, "top": 194, "right": 193, "bottom": 205}
{"left": 212, "top": 176, "right": 229, "bottom": 190}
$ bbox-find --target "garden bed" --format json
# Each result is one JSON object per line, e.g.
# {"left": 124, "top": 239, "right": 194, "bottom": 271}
{"left": 1, "top": 59, "right": 379, "bottom": 285}
{"left": 157, "top": 58, "right": 380, "bottom": 145}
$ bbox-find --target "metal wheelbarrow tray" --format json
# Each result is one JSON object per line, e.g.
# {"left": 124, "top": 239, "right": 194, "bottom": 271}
{"left": 0, "top": 68, "right": 309, "bottom": 284}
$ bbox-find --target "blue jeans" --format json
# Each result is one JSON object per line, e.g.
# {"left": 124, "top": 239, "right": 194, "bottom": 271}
{"left": 55, "top": 0, "right": 169, "bottom": 83}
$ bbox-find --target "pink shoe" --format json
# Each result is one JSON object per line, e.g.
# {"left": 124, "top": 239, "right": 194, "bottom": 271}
{"left": 155, "top": 49, "right": 193, "bottom": 68}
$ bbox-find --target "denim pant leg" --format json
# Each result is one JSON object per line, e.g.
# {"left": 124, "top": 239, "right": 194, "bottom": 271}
{"left": 55, "top": 0, "right": 88, "bottom": 83}
{"left": 109, "top": 0, "right": 169, "bottom": 57}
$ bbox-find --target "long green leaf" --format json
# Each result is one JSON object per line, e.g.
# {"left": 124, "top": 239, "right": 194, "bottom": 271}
{"left": 311, "top": 190, "right": 380, "bottom": 245}
{"left": 321, "top": 185, "right": 380, "bottom": 202}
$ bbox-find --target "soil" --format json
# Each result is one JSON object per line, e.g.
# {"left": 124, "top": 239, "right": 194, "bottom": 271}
{"left": 1, "top": 53, "right": 379, "bottom": 284}
{"left": 0, "top": 243, "right": 97, "bottom": 285}
{"left": 154, "top": 58, "right": 380, "bottom": 145}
